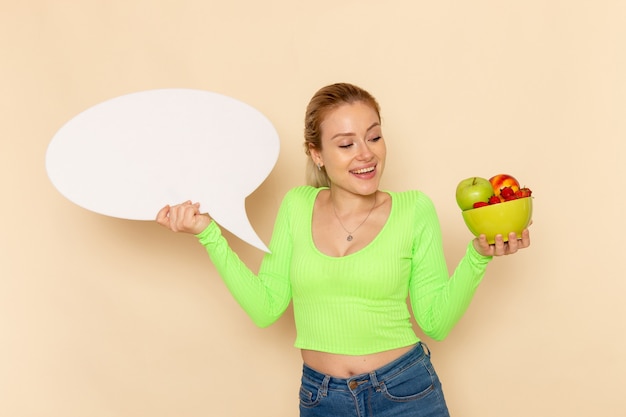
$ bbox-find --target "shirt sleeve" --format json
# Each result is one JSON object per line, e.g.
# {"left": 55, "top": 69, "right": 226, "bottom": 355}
{"left": 408, "top": 194, "right": 492, "bottom": 341}
{"left": 195, "top": 192, "right": 294, "bottom": 328}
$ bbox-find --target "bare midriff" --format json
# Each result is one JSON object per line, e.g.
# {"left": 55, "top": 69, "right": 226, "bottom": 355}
{"left": 300, "top": 344, "right": 416, "bottom": 378}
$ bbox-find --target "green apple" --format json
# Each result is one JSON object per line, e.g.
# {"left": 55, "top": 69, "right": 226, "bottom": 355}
{"left": 455, "top": 177, "right": 493, "bottom": 210}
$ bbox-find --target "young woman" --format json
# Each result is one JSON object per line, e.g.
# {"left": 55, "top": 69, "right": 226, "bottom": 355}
{"left": 156, "top": 83, "right": 530, "bottom": 416}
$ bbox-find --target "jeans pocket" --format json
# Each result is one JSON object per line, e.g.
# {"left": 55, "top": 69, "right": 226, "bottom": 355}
{"left": 379, "top": 360, "right": 436, "bottom": 402}
{"left": 299, "top": 375, "right": 323, "bottom": 408}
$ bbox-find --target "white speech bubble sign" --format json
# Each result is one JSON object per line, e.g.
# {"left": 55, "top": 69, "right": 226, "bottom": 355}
{"left": 46, "top": 89, "right": 280, "bottom": 252}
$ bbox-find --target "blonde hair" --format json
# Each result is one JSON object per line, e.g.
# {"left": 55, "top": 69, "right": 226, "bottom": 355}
{"left": 303, "top": 83, "right": 381, "bottom": 187}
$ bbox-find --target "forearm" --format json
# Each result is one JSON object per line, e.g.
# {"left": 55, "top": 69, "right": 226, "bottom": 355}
{"left": 196, "top": 222, "right": 291, "bottom": 327}
{"left": 412, "top": 242, "right": 492, "bottom": 341}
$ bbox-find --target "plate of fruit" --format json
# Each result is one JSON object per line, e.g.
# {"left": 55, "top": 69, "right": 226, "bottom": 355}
{"left": 455, "top": 174, "right": 533, "bottom": 244}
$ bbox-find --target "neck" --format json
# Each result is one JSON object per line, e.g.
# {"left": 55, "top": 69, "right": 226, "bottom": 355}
{"left": 329, "top": 189, "right": 378, "bottom": 214}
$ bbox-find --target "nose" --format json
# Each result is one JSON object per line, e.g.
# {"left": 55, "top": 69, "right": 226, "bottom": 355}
{"left": 356, "top": 142, "right": 374, "bottom": 160}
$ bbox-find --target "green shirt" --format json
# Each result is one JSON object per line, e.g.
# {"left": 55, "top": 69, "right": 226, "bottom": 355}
{"left": 197, "top": 185, "right": 492, "bottom": 355}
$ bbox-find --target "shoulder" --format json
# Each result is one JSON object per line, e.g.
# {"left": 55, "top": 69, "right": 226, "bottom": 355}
{"left": 387, "top": 190, "right": 442, "bottom": 235}
{"left": 285, "top": 185, "right": 323, "bottom": 197}
{"left": 388, "top": 189, "right": 436, "bottom": 213}
{"left": 283, "top": 185, "right": 324, "bottom": 203}
{"left": 277, "top": 186, "right": 324, "bottom": 214}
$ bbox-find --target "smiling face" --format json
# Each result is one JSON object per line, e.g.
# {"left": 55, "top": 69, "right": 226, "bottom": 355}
{"left": 309, "top": 101, "right": 386, "bottom": 197}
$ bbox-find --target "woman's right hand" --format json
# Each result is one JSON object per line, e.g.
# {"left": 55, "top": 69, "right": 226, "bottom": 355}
{"left": 156, "top": 201, "right": 212, "bottom": 235}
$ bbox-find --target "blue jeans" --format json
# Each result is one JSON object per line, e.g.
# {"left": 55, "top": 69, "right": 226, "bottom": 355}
{"left": 299, "top": 343, "right": 450, "bottom": 417}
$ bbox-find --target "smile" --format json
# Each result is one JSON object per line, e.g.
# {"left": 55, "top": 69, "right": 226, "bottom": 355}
{"left": 350, "top": 166, "right": 375, "bottom": 174}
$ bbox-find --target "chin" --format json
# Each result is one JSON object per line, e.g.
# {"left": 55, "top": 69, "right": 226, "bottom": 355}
{"left": 355, "top": 182, "right": 381, "bottom": 196}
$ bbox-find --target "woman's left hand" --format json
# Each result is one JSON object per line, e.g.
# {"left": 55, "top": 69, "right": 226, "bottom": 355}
{"left": 473, "top": 229, "right": 531, "bottom": 257}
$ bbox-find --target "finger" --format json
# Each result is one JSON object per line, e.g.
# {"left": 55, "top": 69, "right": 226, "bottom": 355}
{"left": 520, "top": 228, "right": 531, "bottom": 248}
{"left": 156, "top": 205, "right": 171, "bottom": 226}
{"left": 493, "top": 234, "right": 506, "bottom": 256}
{"left": 479, "top": 235, "right": 493, "bottom": 255}
{"left": 166, "top": 205, "right": 179, "bottom": 231}
{"left": 473, "top": 235, "right": 490, "bottom": 256}
{"left": 183, "top": 202, "right": 200, "bottom": 226}
{"left": 506, "top": 232, "right": 520, "bottom": 254}
{"left": 170, "top": 204, "right": 190, "bottom": 231}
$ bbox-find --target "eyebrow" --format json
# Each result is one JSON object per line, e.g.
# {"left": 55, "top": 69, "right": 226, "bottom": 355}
{"left": 330, "top": 122, "right": 381, "bottom": 141}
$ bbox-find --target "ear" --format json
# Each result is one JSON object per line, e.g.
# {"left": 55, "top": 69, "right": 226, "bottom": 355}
{"left": 308, "top": 143, "right": 323, "bottom": 167}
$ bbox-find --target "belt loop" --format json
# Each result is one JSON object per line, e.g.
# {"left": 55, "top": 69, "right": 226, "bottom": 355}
{"left": 369, "top": 370, "right": 382, "bottom": 392}
{"left": 420, "top": 341, "right": 431, "bottom": 357}
{"left": 320, "top": 375, "right": 330, "bottom": 397}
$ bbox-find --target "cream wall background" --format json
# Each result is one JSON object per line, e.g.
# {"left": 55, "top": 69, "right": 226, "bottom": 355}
{"left": 1, "top": 1, "right": 624, "bottom": 416}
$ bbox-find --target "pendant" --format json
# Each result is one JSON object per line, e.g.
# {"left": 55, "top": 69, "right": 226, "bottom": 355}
{"left": 347, "top": 235, "right": 353, "bottom": 242}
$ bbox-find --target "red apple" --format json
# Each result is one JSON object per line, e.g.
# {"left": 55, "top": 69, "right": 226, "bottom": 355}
{"left": 489, "top": 174, "right": 520, "bottom": 198}
{"left": 455, "top": 177, "right": 493, "bottom": 211}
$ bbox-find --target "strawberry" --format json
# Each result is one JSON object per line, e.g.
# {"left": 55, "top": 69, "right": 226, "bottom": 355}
{"left": 473, "top": 201, "right": 489, "bottom": 208}
{"left": 488, "top": 195, "right": 501, "bottom": 205}
{"left": 500, "top": 186, "right": 517, "bottom": 201}
{"left": 515, "top": 187, "right": 532, "bottom": 198}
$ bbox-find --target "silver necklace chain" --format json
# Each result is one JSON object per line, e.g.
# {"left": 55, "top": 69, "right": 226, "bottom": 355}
{"left": 332, "top": 195, "right": 377, "bottom": 242}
